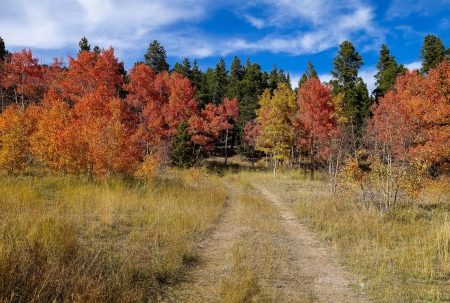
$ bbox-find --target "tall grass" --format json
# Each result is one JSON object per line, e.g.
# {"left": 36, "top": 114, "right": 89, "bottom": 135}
{"left": 0, "top": 168, "right": 227, "bottom": 302}
{"left": 256, "top": 169, "right": 450, "bottom": 302}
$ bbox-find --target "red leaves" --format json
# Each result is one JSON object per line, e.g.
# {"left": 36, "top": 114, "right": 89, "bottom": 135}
{"left": 1, "top": 49, "right": 45, "bottom": 108}
{"left": 369, "top": 60, "right": 450, "bottom": 171}
{"left": 59, "top": 47, "right": 124, "bottom": 104}
{"left": 125, "top": 67, "right": 198, "bottom": 148}
{"left": 189, "top": 98, "right": 239, "bottom": 150}
{"left": 296, "top": 78, "right": 339, "bottom": 161}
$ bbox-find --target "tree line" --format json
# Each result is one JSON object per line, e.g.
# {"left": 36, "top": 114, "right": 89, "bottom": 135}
{"left": 0, "top": 34, "right": 449, "bottom": 186}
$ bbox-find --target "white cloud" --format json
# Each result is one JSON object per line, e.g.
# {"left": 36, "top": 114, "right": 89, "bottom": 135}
{"left": 318, "top": 73, "right": 333, "bottom": 84}
{"left": 0, "top": 0, "right": 386, "bottom": 69}
{"left": 386, "top": 0, "right": 450, "bottom": 20}
{"left": 0, "top": 0, "right": 208, "bottom": 51}
{"left": 318, "top": 66, "right": 377, "bottom": 95}
{"left": 244, "top": 15, "right": 265, "bottom": 29}
{"left": 405, "top": 61, "right": 422, "bottom": 71}
{"left": 358, "top": 66, "right": 377, "bottom": 94}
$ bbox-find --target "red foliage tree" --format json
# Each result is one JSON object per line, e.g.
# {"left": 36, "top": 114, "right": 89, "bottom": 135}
{"left": 243, "top": 118, "right": 261, "bottom": 168}
{"left": 58, "top": 47, "right": 124, "bottom": 104}
{"left": 1, "top": 49, "right": 45, "bottom": 109}
{"left": 369, "top": 60, "right": 450, "bottom": 175}
{"left": 296, "top": 78, "right": 339, "bottom": 179}
{"left": 125, "top": 66, "right": 198, "bottom": 157}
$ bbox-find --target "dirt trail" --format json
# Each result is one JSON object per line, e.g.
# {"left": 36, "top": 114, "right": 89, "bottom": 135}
{"left": 160, "top": 184, "right": 242, "bottom": 303}
{"left": 161, "top": 178, "right": 368, "bottom": 302}
{"left": 251, "top": 182, "right": 368, "bottom": 303}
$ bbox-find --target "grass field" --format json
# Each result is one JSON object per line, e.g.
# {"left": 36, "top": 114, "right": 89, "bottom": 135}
{"left": 1, "top": 160, "right": 450, "bottom": 302}
{"left": 0, "top": 168, "right": 227, "bottom": 302}
{"left": 252, "top": 169, "right": 450, "bottom": 302}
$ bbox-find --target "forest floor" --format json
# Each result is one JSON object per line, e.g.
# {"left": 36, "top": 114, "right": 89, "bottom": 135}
{"left": 159, "top": 173, "right": 369, "bottom": 302}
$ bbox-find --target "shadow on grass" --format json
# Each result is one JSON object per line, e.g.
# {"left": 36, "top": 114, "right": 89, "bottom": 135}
{"left": 205, "top": 159, "right": 269, "bottom": 177}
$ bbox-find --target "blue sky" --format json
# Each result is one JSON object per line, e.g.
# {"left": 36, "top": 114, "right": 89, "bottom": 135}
{"left": 1, "top": 0, "right": 450, "bottom": 93}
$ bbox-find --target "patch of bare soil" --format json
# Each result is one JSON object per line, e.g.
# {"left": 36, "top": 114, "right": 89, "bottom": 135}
{"left": 251, "top": 182, "right": 368, "bottom": 303}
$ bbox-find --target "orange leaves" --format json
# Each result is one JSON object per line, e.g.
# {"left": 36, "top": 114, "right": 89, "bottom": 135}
{"left": 59, "top": 47, "right": 124, "bottom": 104}
{"left": 0, "top": 104, "right": 36, "bottom": 173}
{"left": 369, "top": 60, "right": 450, "bottom": 173}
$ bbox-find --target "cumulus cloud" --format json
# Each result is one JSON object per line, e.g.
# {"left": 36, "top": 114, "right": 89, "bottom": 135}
{"left": 0, "top": 0, "right": 208, "bottom": 51}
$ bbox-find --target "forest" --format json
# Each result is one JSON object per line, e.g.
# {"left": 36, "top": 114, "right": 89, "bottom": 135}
{"left": 1, "top": 34, "right": 450, "bottom": 302}
{"left": 1, "top": 34, "right": 449, "bottom": 184}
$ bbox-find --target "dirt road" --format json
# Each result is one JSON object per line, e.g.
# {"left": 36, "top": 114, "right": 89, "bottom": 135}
{"left": 160, "top": 176, "right": 368, "bottom": 302}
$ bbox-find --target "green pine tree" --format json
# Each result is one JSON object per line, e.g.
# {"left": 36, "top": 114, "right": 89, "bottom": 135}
{"left": 238, "top": 59, "right": 267, "bottom": 132}
{"left": 191, "top": 59, "right": 203, "bottom": 99}
{"left": 173, "top": 58, "right": 192, "bottom": 80}
{"left": 298, "top": 60, "right": 318, "bottom": 88}
{"left": 196, "top": 67, "right": 214, "bottom": 107}
{"left": 144, "top": 40, "right": 170, "bottom": 74}
{"left": 171, "top": 120, "right": 195, "bottom": 168}
{"left": 226, "top": 56, "right": 244, "bottom": 100}
{"left": 330, "top": 40, "right": 370, "bottom": 133}
{"left": 0, "top": 37, "right": 7, "bottom": 61}
{"left": 268, "top": 65, "right": 291, "bottom": 94}
{"left": 78, "top": 37, "right": 91, "bottom": 53}
{"left": 93, "top": 45, "right": 101, "bottom": 54}
{"left": 211, "top": 58, "right": 228, "bottom": 104}
{"left": 420, "top": 34, "right": 447, "bottom": 74}
{"left": 373, "top": 44, "right": 406, "bottom": 101}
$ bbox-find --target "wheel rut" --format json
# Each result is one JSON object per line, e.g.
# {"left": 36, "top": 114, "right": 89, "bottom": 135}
{"left": 160, "top": 177, "right": 368, "bottom": 302}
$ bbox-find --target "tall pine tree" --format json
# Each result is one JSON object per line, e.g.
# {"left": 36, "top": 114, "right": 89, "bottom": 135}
{"left": 330, "top": 40, "right": 370, "bottom": 133}
{"left": 144, "top": 40, "right": 170, "bottom": 74}
{"left": 0, "top": 37, "right": 7, "bottom": 61}
{"left": 373, "top": 44, "right": 406, "bottom": 101}
{"left": 298, "top": 60, "right": 318, "bottom": 88}
{"left": 420, "top": 34, "right": 448, "bottom": 74}
{"left": 226, "top": 56, "right": 244, "bottom": 100}
{"left": 211, "top": 58, "right": 228, "bottom": 104}
{"left": 78, "top": 37, "right": 91, "bottom": 53}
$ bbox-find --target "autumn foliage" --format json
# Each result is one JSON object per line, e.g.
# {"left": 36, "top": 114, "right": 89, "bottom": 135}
{"left": 0, "top": 47, "right": 240, "bottom": 176}
{"left": 369, "top": 60, "right": 450, "bottom": 174}
{"left": 296, "top": 78, "right": 339, "bottom": 164}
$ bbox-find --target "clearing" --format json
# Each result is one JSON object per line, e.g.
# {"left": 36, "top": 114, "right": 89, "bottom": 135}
{"left": 160, "top": 174, "right": 368, "bottom": 302}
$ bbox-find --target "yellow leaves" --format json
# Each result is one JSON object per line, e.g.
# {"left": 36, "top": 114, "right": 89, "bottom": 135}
{"left": 134, "top": 153, "right": 160, "bottom": 180}
{"left": 255, "top": 83, "right": 297, "bottom": 160}
{"left": 0, "top": 105, "right": 33, "bottom": 173}
{"left": 330, "top": 93, "right": 348, "bottom": 124}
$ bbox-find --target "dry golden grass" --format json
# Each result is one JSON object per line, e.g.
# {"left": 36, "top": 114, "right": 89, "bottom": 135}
{"left": 253, "top": 168, "right": 450, "bottom": 302}
{"left": 0, "top": 168, "right": 227, "bottom": 302}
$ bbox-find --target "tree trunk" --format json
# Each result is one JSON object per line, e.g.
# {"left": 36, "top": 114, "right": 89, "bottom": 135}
{"left": 310, "top": 136, "right": 314, "bottom": 180}
{"left": 224, "top": 128, "right": 229, "bottom": 165}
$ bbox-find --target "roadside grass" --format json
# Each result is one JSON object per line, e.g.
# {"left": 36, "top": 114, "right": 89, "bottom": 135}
{"left": 252, "top": 168, "right": 450, "bottom": 302}
{"left": 0, "top": 168, "right": 227, "bottom": 302}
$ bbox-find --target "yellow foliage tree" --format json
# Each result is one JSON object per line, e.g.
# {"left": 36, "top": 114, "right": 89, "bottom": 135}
{"left": 255, "top": 83, "right": 297, "bottom": 176}
{"left": 0, "top": 104, "right": 37, "bottom": 173}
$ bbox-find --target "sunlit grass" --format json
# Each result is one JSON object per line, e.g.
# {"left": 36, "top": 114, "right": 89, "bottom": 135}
{"left": 0, "top": 168, "right": 227, "bottom": 302}
{"left": 253, "top": 168, "right": 450, "bottom": 302}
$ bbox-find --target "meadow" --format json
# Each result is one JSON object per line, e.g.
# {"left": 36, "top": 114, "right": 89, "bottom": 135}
{"left": 0, "top": 169, "right": 227, "bottom": 302}
{"left": 1, "top": 162, "right": 450, "bottom": 302}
